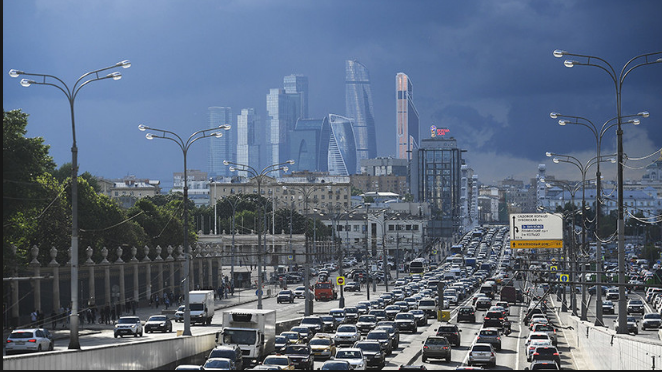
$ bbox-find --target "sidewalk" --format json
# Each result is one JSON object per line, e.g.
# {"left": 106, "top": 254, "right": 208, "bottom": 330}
{"left": 3, "top": 288, "right": 258, "bottom": 343}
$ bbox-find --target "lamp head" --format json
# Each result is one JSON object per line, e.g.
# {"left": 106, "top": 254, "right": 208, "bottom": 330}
{"left": 553, "top": 158, "right": 560, "bottom": 163}
{"left": 628, "top": 119, "right": 640, "bottom": 126}
{"left": 223, "top": 160, "right": 230, "bottom": 166}
{"left": 550, "top": 112, "right": 560, "bottom": 119}
{"left": 219, "top": 124, "right": 231, "bottom": 130}
{"left": 117, "top": 60, "right": 132, "bottom": 68}
{"left": 138, "top": 124, "right": 149, "bottom": 131}
{"left": 286, "top": 159, "right": 295, "bottom": 164}
{"left": 229, "top": 166, "right": 236, "bottom": 172}
{"left": 638, "top": 111, "right": 649, "bottom": 118}
{"left": 553, "top": 50, "right": 567, "bottom": 58}
{"left": 545, "top": 152, "right": 552, "bottom": 157}
{"left": 282, "top": 166, "right": 289, "bottom": 173}
{"left": 108, "top": 72, "right": 122, "bottom": 80}
{"left": 558, "top": 120, "right": 569, "bottom": 126}
{"left": 8, "top": 69, "right": 23, "bottom": 78}
{"left": 145, "top": 133, "right": 154, "bottom": 140}
{"left": 564, "top": 60, "right": 577, "bottom": 68}
{"left": 20, "top": 79, "right": 33, "bottom": 87}
{"left": 210, "top": 132, "right": 223, "bottom": 138}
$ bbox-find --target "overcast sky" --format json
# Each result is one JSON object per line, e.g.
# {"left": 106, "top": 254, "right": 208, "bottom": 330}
{"left": 4, "top": 0, "right": 661, "bottom": 191}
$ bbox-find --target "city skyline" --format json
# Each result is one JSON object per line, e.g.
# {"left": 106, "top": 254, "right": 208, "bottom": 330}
{"left": 3, "top": 1, "right": 661, "bottom": 190}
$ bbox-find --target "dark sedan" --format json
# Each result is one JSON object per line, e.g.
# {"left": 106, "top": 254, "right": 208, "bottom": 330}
{"left": 144, "top": 315, "right": 172, "bottom": 333}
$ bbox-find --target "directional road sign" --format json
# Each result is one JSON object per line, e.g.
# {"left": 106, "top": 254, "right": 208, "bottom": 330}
{"left": 510, "top": 213, "right": 563, "bottom": 240}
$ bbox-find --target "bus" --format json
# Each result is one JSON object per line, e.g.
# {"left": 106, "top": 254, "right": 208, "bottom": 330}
{"left": 409, "top": 258, "right": 427, "bottom": 274}
{"left": 450, "top": 244, "right": 464, "bottom": 255}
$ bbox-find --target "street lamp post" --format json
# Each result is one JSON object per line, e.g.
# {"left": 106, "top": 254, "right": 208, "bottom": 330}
{"left": 364, "top": 203, "right": 371, "bottom": 301}
{"left": 223, "top": 160, "right": 294, "bottom": 309}
{"left": 550, "top": 111, "right": 647, "bottom": 325}
{"left": 553, "top": 49, "right": 661, "bottom": 333}
{"left": 139, "top": 123, "right": 230, "bottom": 336}
{"left": 546, "top": 151, "right": 616, "bottom": 321}
{"left": 210, "top": 178, "right": 217, "bottom": 235}
{"left": 224, "top": 196, "right": 241, "bottom": 289}
{"left": 9, "top": 60, "right": 131, "bottom": 349}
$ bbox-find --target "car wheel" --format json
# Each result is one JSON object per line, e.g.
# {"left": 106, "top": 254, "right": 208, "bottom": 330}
{"left": 38, "top": 345, "right": 42, "bottom": 352}
{"left": 467, "top": 361, "right": 472, "bottom": 366}
{"left": 48, "top": 342, "right": 54, "bottom": 351}
{"left": 446, "top": 355, "right": 451, "bottom": 362}
{"left": 422, "top": 356, "right": 427, "bottom": 363}
{"left": 135, "top": 332, "right": 139, "bottom": 337}
{"left": 114, "top": 334, "right": 118, "bottom": 338}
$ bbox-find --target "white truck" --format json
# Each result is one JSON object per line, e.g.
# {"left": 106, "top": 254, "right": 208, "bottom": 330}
{"left": 216, "top": 309, "right": 276, "bottom": 367}
{"left": 188, "top": 290, "right": 214, "bottom": 325}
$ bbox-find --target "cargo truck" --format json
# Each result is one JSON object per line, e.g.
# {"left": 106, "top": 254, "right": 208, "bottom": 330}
{"left": 188, "top": 290, "right": 215, "bottom": 325}
{"left": 216, "top": 309, "right": 276, "bottom": 367}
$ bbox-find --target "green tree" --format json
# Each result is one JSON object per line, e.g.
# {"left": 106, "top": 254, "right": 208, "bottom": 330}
{"left": 3, "top": 109, "right": 58, "bottom": 270}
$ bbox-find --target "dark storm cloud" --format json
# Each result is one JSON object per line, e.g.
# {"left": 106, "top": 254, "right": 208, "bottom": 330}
{"left": 3, "top": 0, "right": 661, "bottom": 186}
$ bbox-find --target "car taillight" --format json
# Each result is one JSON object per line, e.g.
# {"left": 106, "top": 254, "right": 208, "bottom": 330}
{"left": 442, "top": 346, "right": 449, "bottom": 350}
{"left": 553, "top": 352, "right": 559, "bottom": 356}
{"left": 423, "top": 345, "right": 429, "bottom": 349}
{"left": 533, "top": 352, "right": 539, "bottom": 356}
{"left": 28, "top": 339, "right": 37, "bottom": 343}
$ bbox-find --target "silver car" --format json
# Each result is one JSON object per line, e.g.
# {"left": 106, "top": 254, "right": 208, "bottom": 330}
{"left": 468, "top": 343, "right": 496, "bottom": 367}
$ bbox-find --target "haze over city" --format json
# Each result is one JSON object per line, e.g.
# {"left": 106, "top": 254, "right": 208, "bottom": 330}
{"left": 4, "top": 0, "right": 661, "bottom": 191}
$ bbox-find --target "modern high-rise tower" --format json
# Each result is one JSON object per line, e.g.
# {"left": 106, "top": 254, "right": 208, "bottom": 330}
{"left": 208, "top": 106, "right": 234, "bottom": 178}
{"left": 237, "top": 108, "right": 261, "bottom": 177}
{"left": 283, "top": 74, "right": 309, "bottom": 119}
{"left": 267, "top": 87, "right": 303, "bottom": 167}
{"left": 346, "top": 60, "right": 377, "bottom": 173}
{"left": 396, "top": 72, "right": 420, "bottom": 160}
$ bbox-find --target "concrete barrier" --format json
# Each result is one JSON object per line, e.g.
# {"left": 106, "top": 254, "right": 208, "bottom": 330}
{"left": 4, "top": 317, "right": 306, "bottom": 370}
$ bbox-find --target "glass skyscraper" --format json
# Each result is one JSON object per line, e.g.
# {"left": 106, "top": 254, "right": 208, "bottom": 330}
{"left": 411, "top": 136, "right": 464, "bottom": 238}
{"left": 208, "top": 106, "right": 234, "bottom": 177}
{"left": 237, "top": 108, "right": 261, "bottom": 178}
{"left": 283, "top": 74, "right": 309, "bottom": 119}
{"left": 267, "top": 75, "right": 308, "bottom": 167}
{"left": 345, "top": 60, "right": 377, "bottom": 173}
{"left": 396, "top": 72, "right": 420, "bottom": 160}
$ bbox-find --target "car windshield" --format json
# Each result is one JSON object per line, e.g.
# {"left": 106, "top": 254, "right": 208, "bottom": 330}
{"left": 337, "top": 325, "right": 357, "bottom": 333}
{"left": 118, "top": 318, "right": 139, "bottom": 324}
{"left": 209, "top": 349, "right": 234, "bottom": 359}
{"left": 322, "top": 361, "right": 350, "bottom": 370}
{"left": 275, "top": 336, "right": 287, "bottom": 343}
{"left": 481, "top": 330, "right": 498, "bottom": 336}
{"left": 265, "top": 357, "right": 289, "bottom": 366}
{"left": 345, "top": 308, "right": 358, "bottom": 314}
{"left": 310, "top": 338, "right": 331, "bottom": 346}
{"left": 473, "top": 345, "right": 492, "bottom": 351}
{"left": 535, "top": 325, "right": 554, "bottom": 332}
{"left": 285, "top": 345, "right": 309, "bottom": 354}
{"left": 386, "top": 306, "right": 400, "bottom": 310}
{"left": 336, "top": 350, "right": 362, "bottom": 358}
{"left": 291, "top": 327, "right": 309, "bottom": 335}
{"left": 205, "top": 359, "right": 231, "bottom": 368}
{"left": 438, "top": 326, "right": 456, "bottom": 332}
{"left": 301, "top": 318, "right": 321, "bottom": 325}
{"left": 425, "top": 337, "right": 449, "bottom": 345}
{"left": 396, "top": 313, "right": 414, "bottom": 320}
{"left": 358, "top": 316, "right": 376, "bottom": 322}
{"left": 645, "top": 314, "right": 662, "bottom": 319}
{"left": 356, "top": 342, "right": 381, "bottom": 352}
{"left": 9, "top": 331, "right": 35, "bottom": 339}
{"left": 149, "top": 316, "right": 167, "bottom": 322}
{"left": 627, "top": 317, "right": 637, "bottom": 322}
{"left": 367, "top": 332, "right": 388, "bottom": 340}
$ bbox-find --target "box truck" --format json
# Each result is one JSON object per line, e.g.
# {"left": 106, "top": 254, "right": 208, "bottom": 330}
{"left": 188, "top": 290, "right": 214, "bottom": 325}
{"left": 216, "top": 309, "right": 276, "bottom": 367}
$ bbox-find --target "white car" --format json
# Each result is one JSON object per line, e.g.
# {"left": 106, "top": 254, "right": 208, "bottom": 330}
{"left": 642, "top": 312, "right": 662, "bottom": 330}
{"left": 5, "top": 328, "right": 53, "bottom": 355}
{"left": 293, "top": 286, "right": 308, "bottom": 298}
{"left": 334, "top": 324, "right": 360, "bottom": 346}
{"left": 334, "top": 347, "right": 366, "bottom": 370}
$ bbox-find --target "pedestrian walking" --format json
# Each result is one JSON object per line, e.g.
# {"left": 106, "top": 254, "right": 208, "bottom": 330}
{"left": 155, "top": 294, "right": 160, "bottom": 308}
{"left": 50, "top": 310, "right": 57, "bottom": 329}
{"left": 30, "top": 309, "right": 38, "bottom": 327}
{"left": 111, "top": 308, "right": 116, "bottom": 324}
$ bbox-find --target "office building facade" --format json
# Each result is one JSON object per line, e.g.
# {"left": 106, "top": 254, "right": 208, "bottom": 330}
{"left": 411, "top": 137, "right": 464, "bottom": 238}
{"left": 208, "top": 107, "right": 234, "bottom": 178}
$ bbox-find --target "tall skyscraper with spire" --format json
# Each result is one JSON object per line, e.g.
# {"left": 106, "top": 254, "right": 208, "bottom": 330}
{"left": 396, "top": 72, "right": 420, "bottom": 160}
{"left": 208, "top": 106, "right": 234, "bottom": 177}
{"left": 345, "top": 60, "right": 377, "bottom": 173}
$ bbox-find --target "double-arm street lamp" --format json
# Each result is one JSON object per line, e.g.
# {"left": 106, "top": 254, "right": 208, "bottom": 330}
{"left": 546, "top": 151, "right": 615, "bottom": 321}
{"left": 553, "top": 49, "right": 661, "bottom": 333}
{"left": 223, "top": 160, "right": 294, "bottom": 309}
{"left": 139, "top": 123, "right": 231, "bottom": 336}
{"left": 550, "top": 111, "right": 647, "bottom": 326}
{"left": 9, "top": 60, "right": 131, "bottom": 349}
